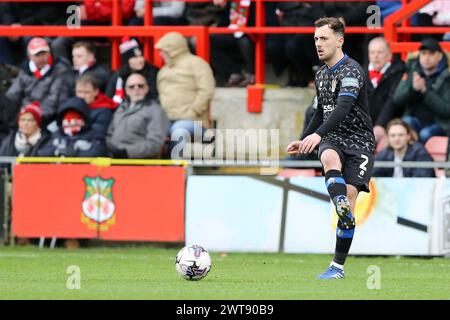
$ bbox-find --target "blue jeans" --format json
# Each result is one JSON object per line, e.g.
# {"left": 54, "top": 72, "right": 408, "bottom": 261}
{"left": 168, "top": 120, "right": 206, "bottom": 159}
{"left": 402, "top": 115, "right": 446, "bottom": 143}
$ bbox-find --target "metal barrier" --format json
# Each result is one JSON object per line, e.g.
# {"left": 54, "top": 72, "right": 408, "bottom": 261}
{"left": 0, "top": 156, "right": 447, "bottom": 247}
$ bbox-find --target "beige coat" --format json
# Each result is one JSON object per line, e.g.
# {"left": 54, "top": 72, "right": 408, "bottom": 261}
{"left": 155, "top": 32, "right": 215, "bottom": 127}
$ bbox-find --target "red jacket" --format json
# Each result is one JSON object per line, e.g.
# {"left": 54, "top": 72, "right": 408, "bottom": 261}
{"left": 84, "top": 0, "right": 135, "bottom": 22}
{"left": 89, "top": 93, "right": 118, "bottom": 110}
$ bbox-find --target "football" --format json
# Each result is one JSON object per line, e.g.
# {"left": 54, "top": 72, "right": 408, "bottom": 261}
{"left": 175, "top": 244, "right": 211, "bottom": 281}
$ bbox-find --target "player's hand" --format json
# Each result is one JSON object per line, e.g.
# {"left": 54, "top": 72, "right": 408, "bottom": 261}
{"left": 298, "top": 133, "right": 321, "bottom": 154}
{"left": 286, "top": 141, "right": 301, "bottom": 155}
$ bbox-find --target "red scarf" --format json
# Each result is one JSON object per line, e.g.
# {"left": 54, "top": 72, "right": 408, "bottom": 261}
{"left": 113, "top": 76, "right": 125, "bottom": 104}
{"left": 30, "top": 54, "right": 54, "bottom": 79}
{"left": 368, "top": 61, "right": 391, "bottom": 88}
{"left": 229, "top": 0, "right": 251, "bottom": 38}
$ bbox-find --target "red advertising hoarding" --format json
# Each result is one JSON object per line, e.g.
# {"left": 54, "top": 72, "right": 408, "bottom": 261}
{"left": 12, "top": 164, "right": 185, "bottom": 242}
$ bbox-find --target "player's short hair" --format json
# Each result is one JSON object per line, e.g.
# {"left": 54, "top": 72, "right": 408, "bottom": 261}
{"left": 76, "top": 73, "right": 100, "bottom": 90}
{"left": 315, "top": 17, "right": 345, "bottom": 37}
{"left": 73, "top": 41, "right": 96, "bottom": 55}
{"left": 386, "top": 118, "right": 418, "bottom": 143}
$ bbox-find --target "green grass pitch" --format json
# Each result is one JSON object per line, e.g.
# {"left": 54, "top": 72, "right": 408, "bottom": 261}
{"left": 0, "top": 246, "right": 449, "bottom": 300}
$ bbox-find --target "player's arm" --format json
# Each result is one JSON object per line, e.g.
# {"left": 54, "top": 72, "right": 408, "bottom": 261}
{"left": 315, "top": 67, "right": 363, "bottom": 137}
{"left": 300, "top": 97, "right": 323, "bottom": 140}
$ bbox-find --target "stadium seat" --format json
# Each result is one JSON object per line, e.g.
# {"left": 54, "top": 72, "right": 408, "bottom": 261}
{"left": 424, "top": 136, "right": 449, "bottom": 177}
{"left": 375, "top": 135, "right": 388, "bottom": 154}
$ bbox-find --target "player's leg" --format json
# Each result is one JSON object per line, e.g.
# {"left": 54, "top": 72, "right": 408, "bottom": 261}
{"left": 330, "top": 184, "right": 358, "bottom": 276}
{"left": 320, "top": 150, "right": 374, "bottom": 279}
{"left": 317, "top": 146, "right": 351, "bottom": 279}
{"left": 320, "top": 148, "right": 354, "bottom": 229}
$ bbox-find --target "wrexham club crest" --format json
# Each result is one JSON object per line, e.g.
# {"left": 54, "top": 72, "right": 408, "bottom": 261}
{"left": 81, "top": 176, "right": 116, "bottom": 231}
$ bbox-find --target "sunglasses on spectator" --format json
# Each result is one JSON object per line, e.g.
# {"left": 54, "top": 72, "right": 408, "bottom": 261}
{"left": 126, "top": 83, "right": 146, "bottom": 89}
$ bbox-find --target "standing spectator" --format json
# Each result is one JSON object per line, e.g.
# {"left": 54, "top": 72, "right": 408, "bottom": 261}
{"left": 366, "top": 37, "right": 405, "bottom": 144}
{"left": 37, "top": 97, "right": 107, "bottom": 157}
{"left": 393, "top": 38, "right": 450, "bottom": 142}
{"left": 75, "top": 74, "right": 118, "bottom": 137}
{"left": 130, "top": 0, "right": 188, "bottom": 26}
{"left": 155, "top": 31, "right": 215, "bottom": 158}
{"left": 0, "top": 102, "right": 50, "bottom": 157}
{"left": 6, "top": 37, "right": 72, "bottom": 126}
{"left": 106, "top": 73, "right": 169, "bottom": 159}
{"left": 372, "top": 118, "right": 435, "bottom": 177}
{"left": 71, "top": 41, "right": 112, "bottom": 93}
{"left": 106, "top": 37, "right": 159, "bottom": 104}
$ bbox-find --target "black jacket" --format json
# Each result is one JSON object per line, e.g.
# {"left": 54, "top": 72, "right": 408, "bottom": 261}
{"left": 366, "top": 60, "right": 406, "bottom": 127}
{"left": 37, "top": 97, "right": 107, "bottom": 158}
{"left": 372, "top": 141, "right": 436, "bottom": 177}
{"left": 6, "top": 57, "right": 72, "bottom": 125}
{"left": 0, "top": 129, "right": 50, "bottom": 157}
{"left": 69, "top": 63, "right": 112, "bottom": 94}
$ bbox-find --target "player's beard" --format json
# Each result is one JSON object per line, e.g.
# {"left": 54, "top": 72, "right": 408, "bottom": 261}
{"left": 318, "top": 47, "right": 336, "bottom": 63}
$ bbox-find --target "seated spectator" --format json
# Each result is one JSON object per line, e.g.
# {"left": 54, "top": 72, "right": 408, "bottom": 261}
{"left": 71, "top": 41, "right": 112, "bottom": 93}
{"left": 155, "top": 31, "right": 215, "bottom": 158}
{"left": 322, "top": 1, "right": 374, "bottom": 66}
{"left": 392, "top": 38, "right": 450, "bottom": 143}
{"left": 377, "top": 0, "right": 401, "bottom": 23}
{"left": 6, "top": 37, "right": 72, "bottom": 126}
{"left": 209, "top": 0, "right": 255, "bottom": 87}
{"left": 372, "top": 118, "right": 435, "bottom": 178}
{"left": 420, "top": 0, "right": 450, "bottom": 29}
{"left": 185, "top": 1, "right": 226, "bottom": 26}
{"left": 0, "top": 2, "right": 68, "bottom": 65}
{"left": 130, "top": 0, "right": 188, "bottom": 26}
{"left": 75, "top": 73, "right": 118, "bottom": 137}
{"left": 37, "top": 97, "right": 107, "bottom": 157}
{"left": 106, "top": 73, "right": 169, "bottom": 159}
{"left": 0, "top": 102, "right": 50, "bottom": 157}
{"left": 106, "top": 37, "right": 159, "bottom": 104}
{"left": 79, "top": 0, "right": 135, "bottom": 24}
{"left": 51, "top": 0, "right": 136, "bottom": 60}
{"left": 366, "top": 37, "right": 405, "bottom": 144}
{"left": 267, "top": 1, "right": 324, "bottom": 87}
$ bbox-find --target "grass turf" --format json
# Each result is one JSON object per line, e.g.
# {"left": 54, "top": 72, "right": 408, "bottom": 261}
{"left": 0, "top": 246, "right": 449, "bottom": 300}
